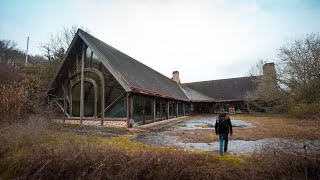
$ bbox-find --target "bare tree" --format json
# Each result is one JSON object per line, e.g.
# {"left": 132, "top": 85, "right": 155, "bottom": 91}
{"left": 246, "top": 33, "right": 320, "bottom": 116}
{"left": 40, "top": 25, "right": 88, "bottom": 61}
{"left": 278, "top": 33, "right": 320, "bottom": 92}
{"left": 246, "top": 59, "right": 267, "bottom": 76}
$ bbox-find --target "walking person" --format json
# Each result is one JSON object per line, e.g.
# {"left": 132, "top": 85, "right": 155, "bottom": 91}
{"left": 215, "top": 111, "right": 233, "bottom": 155}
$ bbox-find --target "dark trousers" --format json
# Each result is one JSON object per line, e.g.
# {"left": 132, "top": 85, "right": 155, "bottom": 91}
{"left": 219, "top": 133, "right": 228, "bottom": 155}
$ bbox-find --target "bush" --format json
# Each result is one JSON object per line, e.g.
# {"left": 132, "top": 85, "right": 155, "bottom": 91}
{"left": 289, "top": 103, "right": 320, "bottom": 118}
{"left": 0, "top": 82, "right": 28, "bottom": 124}
{"left": 250, "top": 140, "right": 320, "bottom": 180}
{"left": 0, "top": 64, "right": 20, "bottom": 84}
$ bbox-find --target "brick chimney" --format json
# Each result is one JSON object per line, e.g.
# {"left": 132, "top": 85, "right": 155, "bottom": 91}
{"left": 172, "top": 71, "right": 181, "bottom": 84}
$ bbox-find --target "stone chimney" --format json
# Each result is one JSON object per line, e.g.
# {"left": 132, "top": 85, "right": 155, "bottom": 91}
{"left": 263, "top": 63, "right": 276, "bottom": 77}
{"left": 172, "top": 71, "right": 181, "bottom": 84}
{"left": 262, "top": 63, "right": 277, "bottom": 85}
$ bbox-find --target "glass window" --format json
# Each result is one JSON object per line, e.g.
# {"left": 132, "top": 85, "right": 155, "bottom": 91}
{"left": 85, "top": 47, "right": 92, "bottom": 68}
{"left": 145, "top": 97, "right": 153, "bottom": 121}
{"left": 72, "top": 83, "right": 81, "bottom": 117}
{"left": 155, "top": 99, "right": 161, "bottom": 120}
{"left": 169, "top": 101, "right": 176, "bottom": 117}
{"left": 83, "top": 81, "right": 95, "bottom": 117}
{"left": 105, "top": 96, "right": 126, "bottom": 118}
{"left": 91, "top": 53, "right": 102, "bottom": 70}
{"left": 161, "top": 100, "right": 167, "bottom": 119}
{"left": 133, "top": 95, "right": 144, "bottom": 123}
{"left": 178, "top": 102, "right": 183, "bottom": 116}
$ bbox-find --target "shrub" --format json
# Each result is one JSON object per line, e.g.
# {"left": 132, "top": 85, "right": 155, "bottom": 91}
{"left": 250, "top": 140, "right": 320, "bottom": 180}
{"left": 289, "top": 103, "right": 320, "bottom": 118}
{"left": 0, "top": 82, "right": 28, "bottom": 124}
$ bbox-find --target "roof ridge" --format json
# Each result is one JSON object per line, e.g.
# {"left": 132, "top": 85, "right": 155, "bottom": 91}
{"left": 183, "top": 75, "right": 261, "bottom": 84}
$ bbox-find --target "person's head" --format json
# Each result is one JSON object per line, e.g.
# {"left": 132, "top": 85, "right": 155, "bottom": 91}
{"left": 219, "top": 111, "right": 226, "bottom": 117}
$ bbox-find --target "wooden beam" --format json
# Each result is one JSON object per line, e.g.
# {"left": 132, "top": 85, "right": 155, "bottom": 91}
{"left": 90, "top": 51, "right": 93, "bottom": 68}
{"left": 167, "top": 100, "right": 169, "bottom": 120}
{"left": 143, "top": 97, "right": 146, "bottom": 124}
{"left": 126, "top": 93, "right": 130, "bottom": 127}
{"left": 153, "top": 97, "right": 156, "bottom": 122}
{"left": 80, "top": 44, "right": 85, "bottom": 125}
{"left": 68, "top": 71, "right": 73, "bottom": 116}
{"left": 130, "top": 95, "right": 133, "bottom": 126}
{"left": 63, "top": 85, "right": 67, "bottom": 124}
{"left": 176, "top": 101, "right": 179, "bottom": 117}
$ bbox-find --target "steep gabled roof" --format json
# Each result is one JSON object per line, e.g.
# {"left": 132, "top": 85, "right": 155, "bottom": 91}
{"left": 48, "top": 29, "right": 189, "bottom": 101}
{"left": 183, "top": 76, "right": 259, "bottom": 102}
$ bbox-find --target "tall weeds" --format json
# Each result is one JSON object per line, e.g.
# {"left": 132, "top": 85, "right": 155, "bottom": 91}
{"left": 0, "top": 82, "right": 28, "bottom": 124}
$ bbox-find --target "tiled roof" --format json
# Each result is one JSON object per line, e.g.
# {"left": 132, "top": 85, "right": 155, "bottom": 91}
{"left": 183, "top": 76, "right": 259, "bottom": 101}
{"left": 49, "top": 29, "right": 257, "bottom": 103}
{"left": 79, "top": 30, "right": 190, "bottom": 101}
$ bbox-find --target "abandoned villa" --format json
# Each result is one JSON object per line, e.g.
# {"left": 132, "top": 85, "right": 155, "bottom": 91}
{"left": 47, "top": 29, "right": 275, "bottom": 127}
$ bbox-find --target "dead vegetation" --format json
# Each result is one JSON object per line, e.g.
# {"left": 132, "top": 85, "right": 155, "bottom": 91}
{"left": 232, "top": 114, "right": 320, "bottom": 141}
{"left": 1, "top": 115, "right": 319, "bottom": 179}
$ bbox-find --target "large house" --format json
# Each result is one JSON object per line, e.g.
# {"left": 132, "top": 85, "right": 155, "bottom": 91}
{"left": 47, "top": 29, "right": 274, "bottom": 127}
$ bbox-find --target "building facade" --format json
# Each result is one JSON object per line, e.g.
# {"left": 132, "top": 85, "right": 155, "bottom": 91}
{"left": 48, "top": 29, "right": 270, "bottom": 127}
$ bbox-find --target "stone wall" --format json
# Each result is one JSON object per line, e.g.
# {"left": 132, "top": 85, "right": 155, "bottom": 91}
{"left": 55, "top": 119, "right": 127, "bottom": 128}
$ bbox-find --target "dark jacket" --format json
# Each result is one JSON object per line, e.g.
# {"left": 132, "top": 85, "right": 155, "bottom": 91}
{"left": 215, "top": 114, "right": 232, "bottom": 134}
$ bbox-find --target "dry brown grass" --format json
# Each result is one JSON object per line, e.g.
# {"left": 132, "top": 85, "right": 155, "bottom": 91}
{"left": 1, "top": 115, "right": 320, "bottom": 179}
{"left": 0, "top": 82, "right": 28, "bottom": 124}
{"left": 165, "top": 114, "right": 320, "bottom": 143}
{"left": 0, "top": 118, "right": 239, "bottom": 179}
{"left": 231, "top": 114, "right": 320, "bottom": 140}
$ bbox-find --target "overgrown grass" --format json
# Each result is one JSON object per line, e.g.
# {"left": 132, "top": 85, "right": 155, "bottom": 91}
{"left": 0, "top": 115, "right": 319, "bottom": 179}
{"left": 230, "top": 114, "right": 320, "bottom": 140}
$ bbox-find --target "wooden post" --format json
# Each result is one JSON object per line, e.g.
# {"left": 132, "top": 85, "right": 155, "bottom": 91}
{"left": 101, "top": 76, "right": 105, "bottom": 126}
{"left": 160, "top": 99, "right": 163, "bottom": 120}
{"left": 68, "top": 71, "right": 73, "bottom": 117}
{"left": 176, "top": 101, "right": 179, "bottom": 117}
{"left": 130, "top": 95, "right": 133, "bottom": 121}
{"left": 126, "top": 93, "right": 130, "bottom": 127}
{"left": 167, "top": 100, "right": 169, "bottom": 119}
{"left": 153, "top": 98, "right": 156, "bottom": 122}
{"left": 63, "top": 85, "right": 67, "bottom": 124}
{"left": 142, "top": 97, "right": 146, "bottom": 124}
{"left": 80, "top": 44, "right": 85, "bottom": 125}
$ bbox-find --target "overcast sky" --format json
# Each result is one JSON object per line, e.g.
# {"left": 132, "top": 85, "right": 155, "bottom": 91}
{"left": 1, "top": 0, "right": 320, "bottom": 83}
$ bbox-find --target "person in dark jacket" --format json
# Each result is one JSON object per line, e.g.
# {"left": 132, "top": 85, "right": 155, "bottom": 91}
{"left": 215, "top": 111, "right": 233, "bottom": 155}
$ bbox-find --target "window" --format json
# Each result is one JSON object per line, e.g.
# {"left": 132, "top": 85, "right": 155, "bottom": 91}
{"left": 105, "top": 96, "right": 126, "bottom": 118}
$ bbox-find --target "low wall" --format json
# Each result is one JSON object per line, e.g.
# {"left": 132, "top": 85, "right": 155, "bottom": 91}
{"left": 55, "top": 119, "right": 127, "bottom": 128}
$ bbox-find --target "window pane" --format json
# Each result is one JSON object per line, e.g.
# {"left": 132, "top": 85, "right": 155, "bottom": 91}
{"left": 133, "top": 95, "right": 144, "bottom": 123}
{"left": 145, "top": 97, "right": 153, "bottom": 121}
{"left": 84, "top": 81, "right": 95, "bottom": 117}
{"left": 105, "top": 96, "right": 126, "bottom": 118}
{"left": 91, "top": 53, "right": 102, "bottom": 70}
{"left": 72, "top": 83, "right": 81, "bottom": 117}
{"left": 86, "top": 47, "right": 92, "bottom": 68}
